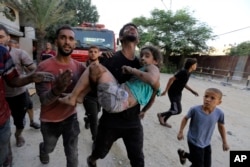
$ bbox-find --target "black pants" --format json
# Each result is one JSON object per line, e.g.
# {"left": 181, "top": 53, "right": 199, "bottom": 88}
{"left": 187, "top": 141, "right": 212, "bottom": 167}
{"left": 91, "top": 124, "right": 144, "bottom": 167}
{"left": 161, "top": 93, "right": 182, "bottom": 122}
{"left": 83, "top": 97, "right": 100, "bottom": 140}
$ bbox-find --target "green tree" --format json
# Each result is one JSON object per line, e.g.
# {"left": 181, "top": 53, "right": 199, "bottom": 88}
{"left": 1, "top": 0, "right": 75, "bottom": 62}
{"left": 227, "top": 41, "right": 250, "bottom": 56}
{"left": 45, "top": 0, "right": 99, "bottom": 42}
{"left": 132, "top": 8, "right": 214, "bottom": 68}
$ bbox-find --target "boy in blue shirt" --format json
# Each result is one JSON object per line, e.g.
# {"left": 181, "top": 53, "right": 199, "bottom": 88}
{"left": 177, "top": 88, "right": 229, "bottom": 167}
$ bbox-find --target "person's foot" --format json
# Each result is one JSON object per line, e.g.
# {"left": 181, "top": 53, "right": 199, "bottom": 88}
{"left": 15, "top": 135, "right": 25, "bottom": 147}
{"left": 30, "top": 121, "right": 40, "bottom": 129}
{"left": 84, "top": 117, "right": 90, "bottom": 129}
{"left": 3, "top": 151, "right": 12, "bottom": 167}
{"left": 177, "top": 149, "right": 186, "bottom": 165}
{"left": 39, "top": 143, "right": 49, "bottom": 164}
{"left": 157, "top": 113, "right": 165, "bottom": 125}
{"left": 163, "top": 122, "right": 172, "bottom": 128}
{"left": 58, "top": 95, "right": 77, "bottom": 106}
{"left": 87, "top": 156, "right": 97, "bottom": 167}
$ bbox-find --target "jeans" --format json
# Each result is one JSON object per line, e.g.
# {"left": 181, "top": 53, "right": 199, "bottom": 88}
{"left": 0, "top": 118, "right": 11, "bottom": 165}
{"left": 40, "top": 114, "right": 80, "bottom": 167}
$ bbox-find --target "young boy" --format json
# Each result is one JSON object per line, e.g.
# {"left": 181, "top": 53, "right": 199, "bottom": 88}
{"left": 59, "top": 45, "right": 162, "bottom": 115}
{"left": 157, "top": 58, "right": 199, "bottom": 128}
{"left": 177, "top": 88, "right": 229, "bottom": 167}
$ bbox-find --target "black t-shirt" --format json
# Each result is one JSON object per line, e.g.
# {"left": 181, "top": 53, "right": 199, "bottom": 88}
{"left": 168, "top": 69, "right": 190, "bottom": 95}
{"left": 99, "top": 50, "right": 142, "bottom": 128}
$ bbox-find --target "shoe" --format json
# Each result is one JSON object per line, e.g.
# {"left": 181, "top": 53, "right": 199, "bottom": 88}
{"left": 87, "top": 156, "right": 97, "bottom": 167}
{"left": 84, "top": 117, "right": 90, "bottom": 129}
{"left": 177, "top": 149, "right": 186, "bottom": 165}
{"left": 15, "top": 135, "right": 25, "bottom": 147}
{"left": 30, "top": 122, "right": 40, "bottom": 129}
{"left": 39, "top": 143, "right": 49, "bottom": 164}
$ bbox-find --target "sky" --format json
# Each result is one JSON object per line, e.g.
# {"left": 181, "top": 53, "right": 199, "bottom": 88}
{"left": 91, "top": 0, "right": 250, "bottom": 48}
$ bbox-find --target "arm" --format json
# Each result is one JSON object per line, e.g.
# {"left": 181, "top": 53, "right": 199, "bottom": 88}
{"left": 139, "top": 88, "right": 159, "bottom": 119}
{"left": 161, "top": 76, "right": 176, "bottom": 96}
{"left": 122, "top": 64, "right": 160, "bottom": 89}
{"left": 177, "top": 117, "right": 188, "bottom": 140}
{"left": 185, "top": 85, "right": 199, "bottom": 96}
{"left": 36, "top": 69, "right": 72, "bottom": 105}
{"left": 218, "top": 123, "right": 230, "bottom": 151}
{"left": 6, "top": 71, "right": 54, "bottom": 87}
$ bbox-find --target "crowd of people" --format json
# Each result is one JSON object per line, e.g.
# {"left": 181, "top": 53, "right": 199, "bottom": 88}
{"left": 0, "top": 22, "right": 230, "bottom": 167}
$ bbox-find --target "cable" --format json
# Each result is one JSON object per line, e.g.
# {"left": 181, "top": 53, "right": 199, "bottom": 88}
{"left": 213, "top": 26, "right": 250, "bottom": 37}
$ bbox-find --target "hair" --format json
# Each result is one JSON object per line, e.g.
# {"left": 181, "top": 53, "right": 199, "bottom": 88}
{"left": 89, "top": 45, "right": 100, "bottom": 51}
{"left": 119, "top": 23, "right": 138, "bottom": 38}
{"left": 0, "top": 24, "right": 10, "bottom": 35}
{"left": 55, "top": 25, "right": 74, "bottom": 38}
{"left": 184, "top": 58, "right": 197, "bottom": 70}
{"left": 206, "top": 88, "right": 223, "bottom": 99}
{"left": 140, "top": 45, "right": 162, "bottom": 68}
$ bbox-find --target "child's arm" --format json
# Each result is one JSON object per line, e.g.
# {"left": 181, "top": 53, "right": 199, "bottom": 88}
{"left": 185, "top": 85, "right": 199, "bottom": 96}
{"left": 177, "top": 117, "right": 188, "bottom": 140}
{"left": 218, "top": 123, "right": 230, "bottom": 151}
{"left": 122, "top": 64, "right": 160, "bottom": 89}
{"left": 139, "top": 89, "right": 158, "bottom": 119}
{"left": 161, "top": 76, "right": 175, "bottom": 96}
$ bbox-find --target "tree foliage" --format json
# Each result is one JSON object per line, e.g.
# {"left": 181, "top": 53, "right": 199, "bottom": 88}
{"left": 132, "top": 8, "right": 214, "bottom": 68}
{"left": 1, "top": 0, "right": 99, "bottom": 62}
{"left": 227, "top": 41, "right": 250, "bottom": 56}
{"left": 45, "top": 0, "right": 99, "bottom": 42}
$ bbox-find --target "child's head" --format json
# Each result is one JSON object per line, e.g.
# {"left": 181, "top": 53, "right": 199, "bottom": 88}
{"left": 184, "top": 58, "right": 197, "bottom": 71}
{"left": 88, "top": 45, "right": 100, "bottom": 62}
{"left": 203, "top": 88, "right": 222, "bottom": 109}
{"left": 140, "top": 45, "right": 162, "bottom": 68}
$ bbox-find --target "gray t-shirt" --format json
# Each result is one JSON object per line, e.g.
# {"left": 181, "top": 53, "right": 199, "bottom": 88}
{"left": 186, "top": 105, "right": 224, "bottom": 148}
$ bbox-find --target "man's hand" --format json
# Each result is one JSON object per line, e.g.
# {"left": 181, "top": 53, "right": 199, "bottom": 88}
{"left": 52, "top": 69, "right": 73, "bottom": 96}
{"left": 32, "top": 72, "right": 55, "bottom": 83}
{"left": 101, "top": 51, "right": 114, "bottom": 58}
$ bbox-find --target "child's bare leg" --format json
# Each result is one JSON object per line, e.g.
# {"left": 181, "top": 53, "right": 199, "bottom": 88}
{"left": 59, "top": 68, "right": 91, "bottom": 106}
{"left": 90, "top": 64, "right": 117, "bottom": 84}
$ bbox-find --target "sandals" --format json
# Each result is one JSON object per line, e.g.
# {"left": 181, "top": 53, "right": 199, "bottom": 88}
{"left": 15, "top": 135, "right": 25, "bottom": 147}
{"left": 177, "top": 149, "right": 186, "bottom": 165}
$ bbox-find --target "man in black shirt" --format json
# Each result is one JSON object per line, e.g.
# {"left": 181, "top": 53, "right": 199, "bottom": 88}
{"left": 87, "top": 23, "right": 144, "bottom": 167}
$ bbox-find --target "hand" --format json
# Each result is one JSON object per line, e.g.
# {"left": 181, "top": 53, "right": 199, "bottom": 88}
{"left": 32, "top": 72, "right": 55, "bottom": 83}
{"left": 161, "top": 91, "right": 167, "bottom": 96}
{"left": 101, "top": 51, "right": 114, "bottom": 58}
{"left": 177, "top": 132, "right": 184, "bottom": 140}
{"left": 223, "top": 143, "right": 230, "bottom": 151}
{"left": 52, "top": 69, "right": 73, "bottom": 95}
{"left": 139, "top": 111, "right": 146, "bottom": 119}
{"left": 122, "top": 65, "right": 133, "bottom": 74}
{"left": 192, "top": 90, "right": 199, "bottom": 96}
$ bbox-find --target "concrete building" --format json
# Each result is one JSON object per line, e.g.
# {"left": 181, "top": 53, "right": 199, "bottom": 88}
{"left": 0, "top": 3, "right": 35, "bottom": 59}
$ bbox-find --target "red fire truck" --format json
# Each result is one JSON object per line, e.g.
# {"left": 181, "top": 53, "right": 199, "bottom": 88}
{"left": 71, "top": 22, "right": 116, "bottom": 62}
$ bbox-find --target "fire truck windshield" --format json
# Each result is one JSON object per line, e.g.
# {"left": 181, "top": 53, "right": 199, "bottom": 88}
{"left": 74, "top": 29, "right": 114, "bottom": 51}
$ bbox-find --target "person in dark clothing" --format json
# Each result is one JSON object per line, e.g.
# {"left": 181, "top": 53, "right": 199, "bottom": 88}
{"left": 83, "top": 46, "right": 102, "bottom": 141}
{"left": 157, "top": 58, "right": 199, "bottom": 128}
{"left": 86, "top": 23, "right": 145, "bottom": 167}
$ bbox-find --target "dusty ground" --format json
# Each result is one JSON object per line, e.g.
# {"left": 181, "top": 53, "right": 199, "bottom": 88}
{"left": 10, "top": 73, "right": 250, "bottom": 167}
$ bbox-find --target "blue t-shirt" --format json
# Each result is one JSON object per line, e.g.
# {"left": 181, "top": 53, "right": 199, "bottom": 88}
{"left": 186, "top": 105, "right": 224, "bottom": 148}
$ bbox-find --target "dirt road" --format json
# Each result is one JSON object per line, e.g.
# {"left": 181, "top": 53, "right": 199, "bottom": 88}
{"left": 10, "top": 74, "right": 250, "bottom": 167}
